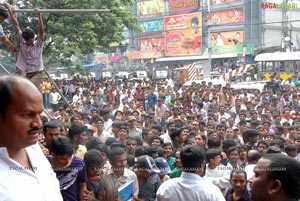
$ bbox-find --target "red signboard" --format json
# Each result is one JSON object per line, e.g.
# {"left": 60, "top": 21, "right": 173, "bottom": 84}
{"left": 139, "top": 38, "right": 164, "bottom": 52}
{"left": 209, "top": 8, "right": 244, "bottom": 25}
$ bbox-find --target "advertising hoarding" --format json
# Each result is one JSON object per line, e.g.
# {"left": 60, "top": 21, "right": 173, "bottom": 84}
{"left": 138, "top": 19, "right": 164, "bottom": 35}
{"left": 209, "top": 8, "right": 244, "bottom": 25}
{"left": 210, "top": 30, "right": 244, "bottom": 46}
{"left": 137, "top": 0, "right": 165, "bottom": 19}
{"left": 169, "top": 0, "right": 200, "bottom": 15}
{"left": 165, "top": 12, "right": 202, "bottom": 56}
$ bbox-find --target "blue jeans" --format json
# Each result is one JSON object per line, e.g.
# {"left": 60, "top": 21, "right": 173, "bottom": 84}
{"left": 43, "top": 93, "right": 50, "bottom": 109}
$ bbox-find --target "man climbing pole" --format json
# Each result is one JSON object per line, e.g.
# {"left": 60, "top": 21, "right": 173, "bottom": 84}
{"left": 4, "top": 2, "right": 45, "bottom": 90}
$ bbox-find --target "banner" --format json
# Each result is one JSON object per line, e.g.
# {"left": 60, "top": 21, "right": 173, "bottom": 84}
{"left": 207, "top": 44, "right": 255, "bottom": 55}
{"left": 210, "top": 30, "right": 244, "bottom": 46}
{"left": 139, "top": 38, "right": 164, "bottom": 52}
{"left": 138, "top": 19, "right": 164, "bottom": 34}
{"left": 165, "top": 13, "right": 202, "bottom": 56}
{"left": 94, "top": 52, "right": 108, "bottom": 64}
{"left": 210, "top": 0, "right": 239, "bottom": 6}
{"left": 137, "top": 0, "right": 165, "bottom": 19}
{"left": 209, "top": 8, "right": 244, "bottom": 25}
{"left": 169, "top": 0, "right": 200, "bottom": 15}
{"left": 127, "top": 50, "right": 162, "bottom": 59}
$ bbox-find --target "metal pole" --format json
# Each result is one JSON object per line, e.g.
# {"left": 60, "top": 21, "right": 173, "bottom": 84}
{"left": 205, "top": 0, "right": 212, "bottom": 80}
{"left": 13, "top": 9, "right": 111, "bottom": 14}
{"left": 0, "top": 64, "right": 10, "bottom": 74}
{"left": 43, "top": 69, "right": 76, "bottom": 116}
{"left": 0, "top": 64, "right": 55, "bottom": 119}
{"left": 207, "top": 26, "right": 212, "bottom": 80}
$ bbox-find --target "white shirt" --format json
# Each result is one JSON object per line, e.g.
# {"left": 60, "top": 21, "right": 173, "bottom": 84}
{"left": 0, "top": 143, "right": 63, "bottom": 201}
{"left": 93, "top": 130, "right": 110, "bottom": 143}
{"left": 156, "top": 172, "right": 225, "bottom": 201}
{"left": 72, "top": 94, "right": 81, "bottom": 105}
{"left": 49, "top": 92, "right": 61, "bottom": 104}
{"left": 280, "top": 118, "right": 293, "bottom": 125}
{"left": 245, "top": 164, "right": 256, "bottom": 190}
{"left": 160, "top": 132, "right": 173, "bottom": 145}
{"left": 205, "top": 164, "right": 227, "bottom": 179}
{"left": 216, "top": 37, "right": 224, "bottom": 46}
{"left": 0, "top": 25, "right": 5, "bottom": 38}
{"left": 103, "top": 119, "right": 113, "bottom": 133}
{"left": 244, "top": 164, "right": 255, "bottom": 180}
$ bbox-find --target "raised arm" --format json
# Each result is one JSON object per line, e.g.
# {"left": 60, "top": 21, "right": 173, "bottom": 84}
{"left": 1, "top": 35, "right": 17, "bottom": 53}
{"left": 3, "top": 3, "right": 20, "bottom": 34}
{"left": 35, "top": 8, "right": 44, "bottom": 41}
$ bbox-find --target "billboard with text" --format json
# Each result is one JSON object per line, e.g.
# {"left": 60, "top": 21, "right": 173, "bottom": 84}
{"left": 169, "top": 0, "right": 200, "bottom": 15}
{"left": 138, "top": 19, "right": 164, "bottom": 35}
{"left": 165, "top": 12, "right": 202, "bottom": 56}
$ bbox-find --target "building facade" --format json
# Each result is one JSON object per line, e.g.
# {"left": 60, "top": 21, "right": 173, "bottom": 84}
{"left": 127, "top": 0, "right": 300, "bottom": 75}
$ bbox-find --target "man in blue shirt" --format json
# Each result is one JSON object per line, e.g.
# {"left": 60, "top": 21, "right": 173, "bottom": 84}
{"left": 147, "top": 89, "right": 157, "bottom": 111}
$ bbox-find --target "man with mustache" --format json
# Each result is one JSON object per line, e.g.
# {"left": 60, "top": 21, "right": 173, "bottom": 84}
{"left": 225, "top": 169, "right": 251, "bottom": 201}
{"left": 249, "top": 154, "right": 300, "bottom": 201}
{"left": 0, "top": 75, "right": 63, "bottom": 200}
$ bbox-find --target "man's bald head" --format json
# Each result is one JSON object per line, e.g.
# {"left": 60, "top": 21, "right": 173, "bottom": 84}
{"left": 0, "top": 75, "right": 41, "bottom": 118}
{"left": 247, "top": 150, "right": 261, "bottom": 164}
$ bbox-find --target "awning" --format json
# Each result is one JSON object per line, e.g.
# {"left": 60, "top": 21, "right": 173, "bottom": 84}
{"left": 255, "top": 52, "right": 300, "bottom": 62}
{"left": 156, "top": 53, "right": 238, "bottom": 62}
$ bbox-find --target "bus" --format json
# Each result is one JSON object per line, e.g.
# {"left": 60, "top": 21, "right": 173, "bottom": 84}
{"left": 254, "top": 52, "right": 300, "bottom": 80}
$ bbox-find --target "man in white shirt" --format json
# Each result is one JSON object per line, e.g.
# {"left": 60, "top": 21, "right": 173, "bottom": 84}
{"left": 93, "top": 118, "right": 110, "bottom": 143}
{"left": 244, "top": 150, "right": 261, "bottom": 190}
{"left": 157, "top": 145, "right": 225, "bottom": 201}
{"left": 0, "top": 75, "right": 63, "bottom": 201}
{"left": 72, "top": 89, "right": 82, "bottom": 105}
{"left": 160, "top": 121, "right": 176, "bottom": 145}
{"left": 100, "top": 109, "right": 113, "bottom": 133}
{"left": 205, "top": 150, "right": 227, "bottom": 180}
{"left": 49, "top": 88, "right": 62, "bottom": 112}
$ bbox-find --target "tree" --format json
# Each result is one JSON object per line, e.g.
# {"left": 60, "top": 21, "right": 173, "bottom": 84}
{"left": 13, "top": 0, "right": 139, "bottom": 67}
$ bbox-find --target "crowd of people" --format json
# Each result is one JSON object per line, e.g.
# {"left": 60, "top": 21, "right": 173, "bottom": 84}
{"left": 0, "top": 2, "right": 300, "bottom": 201}
{"left": 30, "top": 71, "right": 300, "bottom": 201}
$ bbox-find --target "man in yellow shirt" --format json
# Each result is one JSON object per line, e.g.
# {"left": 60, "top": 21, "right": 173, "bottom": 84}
{"left": 42, "top": 77, "right": 52, "bottom": 109}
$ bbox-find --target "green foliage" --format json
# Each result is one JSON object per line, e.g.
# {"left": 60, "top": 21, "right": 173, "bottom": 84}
{"left": 14, "top": 0, "right": 139, "bottom": 68}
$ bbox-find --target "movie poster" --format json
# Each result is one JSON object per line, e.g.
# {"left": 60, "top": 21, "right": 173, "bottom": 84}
{"left": 210, "top": 30, "right": 244, "bottom": 46}
{"left": 209, "top": 8, "right": 244, "bottom": 25}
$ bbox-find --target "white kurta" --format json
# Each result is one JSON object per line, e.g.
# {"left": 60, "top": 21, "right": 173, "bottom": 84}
{"left": 0, "top": 143, "right": 63, "bottom": 201}
{"left": 156, "top": 172, "right": 225, "bottom": 201}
